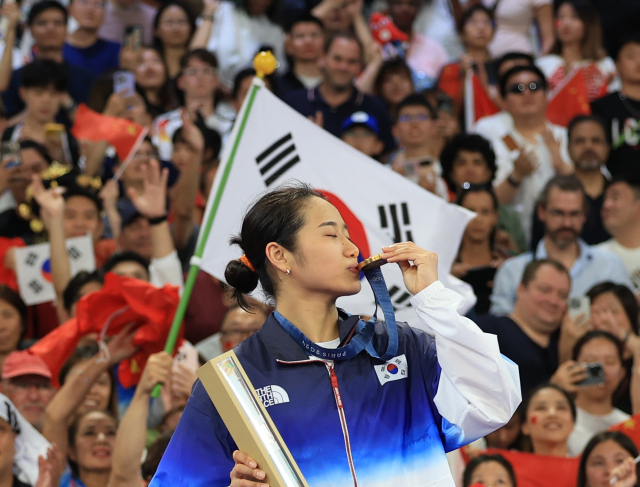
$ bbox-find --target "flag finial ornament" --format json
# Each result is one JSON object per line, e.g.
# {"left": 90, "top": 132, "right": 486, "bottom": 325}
{"left": 253, "top": 51, "right": 277, "bottom": 78}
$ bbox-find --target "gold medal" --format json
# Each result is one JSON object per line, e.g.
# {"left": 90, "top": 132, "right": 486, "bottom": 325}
{"left": 357, "top": 253, "right": 387, "bottom": 271}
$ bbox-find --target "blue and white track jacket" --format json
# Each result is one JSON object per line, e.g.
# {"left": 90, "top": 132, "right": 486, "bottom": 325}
{"left": 150, "top": 281, "right": 521, "bottom": 487}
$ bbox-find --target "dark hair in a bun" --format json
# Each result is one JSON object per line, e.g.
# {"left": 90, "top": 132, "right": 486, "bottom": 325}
{"left": 224, "top": 182, "right": 325, "bottom": 310}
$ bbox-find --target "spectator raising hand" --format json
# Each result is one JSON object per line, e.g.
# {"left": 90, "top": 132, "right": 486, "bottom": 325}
{"left": 110, "top": 352, "right": 173, "bottom": 487}
{"left": 127, "top": 158, "right": 169, "bottom": 220}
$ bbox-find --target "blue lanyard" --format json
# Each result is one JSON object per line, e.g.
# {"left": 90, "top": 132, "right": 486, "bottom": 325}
{"left": 273, "top": 266, "right": 399, "bottom": 361}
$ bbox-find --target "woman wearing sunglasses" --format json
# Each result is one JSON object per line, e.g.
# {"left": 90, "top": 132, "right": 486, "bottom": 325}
{"left": 150, "top": 184, "right": 521, "bottom": 487}
{"left": 475, "top": 64, "right": 573, "bottom": 246}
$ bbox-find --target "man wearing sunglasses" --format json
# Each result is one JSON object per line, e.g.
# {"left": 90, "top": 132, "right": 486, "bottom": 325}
{"left": 475, "top": 65, "right": 573, "bottom": 246}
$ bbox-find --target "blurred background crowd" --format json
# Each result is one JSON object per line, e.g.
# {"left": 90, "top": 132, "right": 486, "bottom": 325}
{"left": 0, "top": 0, "right": 639, "bottom": 484}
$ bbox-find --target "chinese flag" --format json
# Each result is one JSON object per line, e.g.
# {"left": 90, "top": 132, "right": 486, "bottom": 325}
{"left": 438, "top": 63, "right": 462, "bottom": 102}
{"left": 546, "top": 69, "right": 591, "bottom": 127}
{"left": 469, "top": 71, "right": 500, "bottom": 121}
{"left": 27, "top": 273, "right": 181, "bottom": 388}
{"left": 609, "top": 414, "right": 640, "bottom": 449}
{"left": 0, "top": 237, "right": 25, "bottom": 291}
{"left": 71, "top": 104, "right": 147, "bottom": 163}
{"left": 483, "top": 449, "right": 579, "bottom": 487}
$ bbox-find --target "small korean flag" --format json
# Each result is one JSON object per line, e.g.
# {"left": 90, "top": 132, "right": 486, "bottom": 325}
{"left": 15, "top": 235, "right": 96, "bottom": 305}
{"left": 375, "top": 354, "right": 408, "bottom": 386}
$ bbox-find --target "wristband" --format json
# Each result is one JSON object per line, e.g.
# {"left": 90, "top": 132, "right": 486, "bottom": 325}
{"left": 507, "top": 174, "right": 521, "bottom": 187}
{"left": 148, "top": 214, "right": 168, "bottom": 225}
{"left": 200, "top": 13, "right": 214, "bottom": 21}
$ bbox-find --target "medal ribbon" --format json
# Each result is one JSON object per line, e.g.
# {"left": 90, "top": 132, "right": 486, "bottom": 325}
{"left": 273, "top": 266, "right": 399, "bottom": 361}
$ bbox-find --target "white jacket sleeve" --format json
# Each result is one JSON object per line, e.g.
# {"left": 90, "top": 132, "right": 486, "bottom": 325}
{"left": 410, "top": 281, "right": 521, "bottom": 445}
{"left": 149, "top": 250, "right": 184, "bottom": 293}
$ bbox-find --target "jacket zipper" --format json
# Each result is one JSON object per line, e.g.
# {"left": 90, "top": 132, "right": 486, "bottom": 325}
{"left": 327, "top": 363, "right": 358, "bottom": 487}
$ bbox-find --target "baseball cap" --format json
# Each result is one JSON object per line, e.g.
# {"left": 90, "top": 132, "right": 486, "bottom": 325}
{"left": 340, "top": 111, "right": 380, "bottom": 137}
{"left": 2, "top": 351, "right": 52, "bottom": 380}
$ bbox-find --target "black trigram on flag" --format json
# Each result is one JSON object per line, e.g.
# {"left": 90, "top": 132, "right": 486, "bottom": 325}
{"left": 68, "top": 246, "right": 81, "bottom": 260}
{"left": 378, "top": 203, "right": 413, "bottom": 243}
{"left": 24, "top": 252, "right": 38, "bottom": 267}
{"left": 255, "top": 133, "right": 300, "bottom": 187}
{"left": 388, "top": 285, "right": 412, "bottom": 310}
{"left": 28, "top": 280, "right": 43, "bottom": 294}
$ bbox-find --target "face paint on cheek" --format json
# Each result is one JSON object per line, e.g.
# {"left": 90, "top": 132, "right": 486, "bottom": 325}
{"left": 531, "top": 415, "right": 538, "bottom": 425}
{"left": 223, "top": 340, "right": 234, "bottom": 350}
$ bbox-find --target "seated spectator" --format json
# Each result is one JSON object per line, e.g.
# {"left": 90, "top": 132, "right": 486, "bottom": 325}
{"left": 484, "top": 413, "right": 521, "bottom": 451}
{"left": 134, "top": 47, "right": 178, "bottom": 118}
{"left": 383, "top": 0, "right": 448, "bottom": 90}
{"left": 1, "top": 350, "right": 55, "bottom": 432}
{"left": 590, "top": 33, "right": 640, "bottom": 178}
{"left": 61, "top": 409, "right": 118, "bottom": 487}
{"left": 488, "top": 0, "right": 554, "bottom": 58}
{"left": 598, "top": 173, "right": 640, "bottom": 292}
{"left": 1, "top": 61, "right": 80, "bottom": 166}
{"left": 577, "top": 431, "right": 640, "bottom": 487}
{"left": 43, "top": 338, "right": 130, "bottom": 467}
{"left": 284, "top": 31, "right": 395, "bottom": 154}
{"left": 230, "top": 67, "right": 275, "bottom": 116}
{"left": 103, "top": 251, "right": 150, "bottom": 281}
{"left": 438, "top": 4, "right": 497, "bottom": 128}
{"left": 0, "top": 140, "right": 53, "bottom": 242}
{"left": 0, "top": 286, "right": 26, "bottom": 371}
{"left": 108, "top": 351, "right": 172, "bottom": 487}
{"left": 153, "top": 49, "right": 229, "bottom": 161}
{"left": 474, "top": 65, "right": 572, "bottom": 244}
{"left": 1, "top": 0, "right": 94, "bottom": 118}
{"left": 195, "top": 304, "right": 267, "bottom": 361}
{"left": 452, "top": 185, "right": 508, "bottom": 316}
{"left": 339, "top": 111, "right": 384, "bottom": 159}
{"left": 477, "top": 259, "right": 569, "bottom": 395}
{"left": 62, "top": 270, "right": 103, "bottom": 318}
{"left": 189, "top": 0, "right": 286, "bottom": 88}
{"left": 553, "top": 331, "right": 629, "bottom": 456}
{"left": 520, "top": 383, "right": 576, "bottom": 457}
{"left": 388, "top": 94, "right": 447, "bottom": 198}
{"left": 490, "top": 175, "right": 632, "bottom": 316}
{"left": 64, "top": 0, "right": 121, "bottom": 77}
{"left": 372, "top": 59, "right": 415, "bottom": 120}
{"left": 419, "top": 88, "right": 461, "bottom": 162}
{"left": 462, "top": 453, "right": 516, "bottom": 487}
{"left": 536, "top": 0, "right": 617, "bottom": 103}
{"left": 153, "top": 1, "right": 196, "bottom": 79}
{"left": 276, "top": 14, "right": 324, "bottom": 97}
{"left": 440, "top": 133, "right": 526, "bottom": 251}
{"left": 531, "top": 115, "right": 612, "bottom": 248}
{"left": 98, "top": 0, "right": 157, "bottom": 46}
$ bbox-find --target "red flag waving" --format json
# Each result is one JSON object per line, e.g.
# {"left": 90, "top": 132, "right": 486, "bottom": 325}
{"left": 71, "top": 104, "right": 147, "bottom": 163}
{"left": 484, "top": 449, "right": 579, "bottom": 487}
{"left": 438, "top": 63, "right": 462, "bottom": 102}
{"left": 369, "top": 12, "right": 408, "bottom": 45}
{"left": 546, "top": 68, "right": 591, "bottom": 127}
{"left": 463, "top": 70, "right": 500, "bottom": 132}
{"left": 610, "top": 414, "right": 640, "bottom": 449}
{"left": 28, "top": 273, "right": 181, "bottom": 387}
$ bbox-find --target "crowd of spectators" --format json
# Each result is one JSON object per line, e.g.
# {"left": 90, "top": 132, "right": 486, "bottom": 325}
{"left": 0, "top": 0, "right": 639, "bottom": 484}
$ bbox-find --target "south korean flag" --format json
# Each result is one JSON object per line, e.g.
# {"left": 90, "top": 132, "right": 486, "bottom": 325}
{"left": 15, "top": 235, "right": 96, "bottom": 305}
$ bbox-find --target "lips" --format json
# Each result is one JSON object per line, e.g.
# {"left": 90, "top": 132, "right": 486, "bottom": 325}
{"left": 92, "top": 447, "right": 111, "bottom": 458}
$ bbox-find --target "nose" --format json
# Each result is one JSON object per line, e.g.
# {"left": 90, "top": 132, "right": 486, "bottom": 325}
{"left": 27, "top": 386, "right": 41, "bottom": 400}
{"left": 344, "top": 237, "right": 359, "bottom": 258}
{"left": 96, "top": 432, "right": 107, "bottom": 442}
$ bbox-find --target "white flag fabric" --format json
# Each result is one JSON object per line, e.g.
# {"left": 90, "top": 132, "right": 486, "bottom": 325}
{"left": 15, "top": 234, "right": 96, "bottom": 305}
{"left": 199, "top": 80, "right": 476, "bottom": 322}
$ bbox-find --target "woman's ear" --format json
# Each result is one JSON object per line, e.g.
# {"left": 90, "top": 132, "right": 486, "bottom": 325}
{"left": 265, "top": 242, "right": 289, "bottom": 274}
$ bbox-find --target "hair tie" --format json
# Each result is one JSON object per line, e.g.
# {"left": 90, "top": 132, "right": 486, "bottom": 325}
{"left": 239, "top": 254, "right": 256, "bottom": 272}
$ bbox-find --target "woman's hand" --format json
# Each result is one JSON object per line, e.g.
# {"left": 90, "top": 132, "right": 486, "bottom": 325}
{"left": 106, "top": 323, "right": 138, "bottom": 366}
{"left": 381, "top": 242, "right": 438, "bottom": 295}
{"left": 610, "top": 456, "right": 638, "bottom": 487}
{"left": 230, "top": 450, "right": 268, "bottom": 487}
{"left": 558, "top": 313, "right": 592, "bottom": 363}
{"left": 549, "top": 360, "right": 588, "bottom": 394}
{"left": 137, "top": 351, "right": 173, "bottom": 396}
{"left": 126, "top": 158, "right": 168, "bottom": 219}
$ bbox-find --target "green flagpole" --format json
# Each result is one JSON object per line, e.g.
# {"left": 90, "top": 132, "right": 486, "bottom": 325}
{"left": 151, "top": 52, "right": 278, "bottom": 398}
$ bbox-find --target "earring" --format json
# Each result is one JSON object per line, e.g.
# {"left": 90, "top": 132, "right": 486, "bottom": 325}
{"left": 286, "top": 269, "right": 291, "bottom": 275}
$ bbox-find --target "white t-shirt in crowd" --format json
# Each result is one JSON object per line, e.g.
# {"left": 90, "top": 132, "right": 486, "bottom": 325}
{"left": 597, "top": 239, "right": 640, "bottom": 292}
{"left": 474, "top": 111, "right": 571, "bottom": 244}
{"left": 205, "top": 1, "right": 286, "bottom": 88}
{"left": 567, "top": 407, "right": 630, "bottom": 457}
{"left": 488, "top": 0, "right": 552, "bottom": 58}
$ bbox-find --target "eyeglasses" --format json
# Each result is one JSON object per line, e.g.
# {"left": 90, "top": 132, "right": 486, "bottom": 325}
{"left": 9, "top": 379, "right": 53, "bottom": 391}
{"left": 506, "top": 81, "right": 543, "bottom": 95}
{"left": 398, "top": 114, "right": 430, "bottom": 123}
{"left": 183, "top": 67, "right": 216, "bottom": 77}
